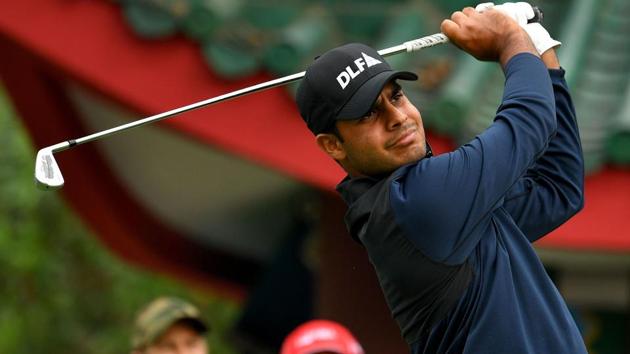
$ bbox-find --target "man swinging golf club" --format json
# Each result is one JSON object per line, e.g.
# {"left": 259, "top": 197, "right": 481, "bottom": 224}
{"left": 296, "top": 3, "right": 586, "bottom": 353}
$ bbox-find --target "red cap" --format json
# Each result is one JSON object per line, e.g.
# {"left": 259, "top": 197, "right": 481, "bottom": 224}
{"left": 281, "top": 320, "right": 365, "bottom": 354}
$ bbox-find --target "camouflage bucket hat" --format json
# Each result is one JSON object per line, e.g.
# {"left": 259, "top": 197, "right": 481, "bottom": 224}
{"left": 132, "top": 296, "right": 208, "bottom": 349}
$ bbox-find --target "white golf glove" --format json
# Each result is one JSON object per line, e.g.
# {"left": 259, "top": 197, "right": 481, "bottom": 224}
{"left": 523, "top": 22, "right": 562, "bottom": 55}
{"left": 475, "top": 2, "right": 561, "bottom": 55}
{"left": 475, "top": 2, "right": 534, "bottom": 26}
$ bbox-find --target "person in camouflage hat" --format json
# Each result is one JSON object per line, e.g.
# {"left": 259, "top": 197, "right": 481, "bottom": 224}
{"left": 131, "top": 296, "right": 209, "bottom": 354}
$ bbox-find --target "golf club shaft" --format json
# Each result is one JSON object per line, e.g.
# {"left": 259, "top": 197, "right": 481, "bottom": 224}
{"left": 50, "top": 33, "right": 449, "bottom": 154}
{"left": 53, "top": 5, "right": 543, "bottom": 153}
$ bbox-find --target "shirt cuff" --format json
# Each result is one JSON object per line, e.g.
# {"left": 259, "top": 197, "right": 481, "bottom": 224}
{"left": 548, "top": 67, "right": 567, "bottom": 80}
{"left": 503, "top": 52, "right": 543, "bottom": 75}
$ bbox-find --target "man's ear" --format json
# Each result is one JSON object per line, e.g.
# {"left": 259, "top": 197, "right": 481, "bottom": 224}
{"left": 315, "top": 133, "right": 346, "bottom": 161}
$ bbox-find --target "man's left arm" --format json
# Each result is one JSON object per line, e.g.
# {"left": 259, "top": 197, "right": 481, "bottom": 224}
{"left": 504, "top": 49, "right": 585, "bottom": 242}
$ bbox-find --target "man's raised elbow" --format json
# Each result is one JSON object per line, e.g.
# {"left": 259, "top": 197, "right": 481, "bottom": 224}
{"left": 567, "top": 190, "right": 585, "bottom": 217}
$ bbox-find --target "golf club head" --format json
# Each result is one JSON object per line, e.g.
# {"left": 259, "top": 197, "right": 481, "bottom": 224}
{"left": 35, "top": 148, "right": 64, "bottom": 190}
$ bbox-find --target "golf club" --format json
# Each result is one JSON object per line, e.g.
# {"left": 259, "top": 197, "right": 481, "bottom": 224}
{"left": 34, "top": 33, "right": 449, "bottom": 190}
{"left": 34, "top": 5, "right": 543, "bottom": 190}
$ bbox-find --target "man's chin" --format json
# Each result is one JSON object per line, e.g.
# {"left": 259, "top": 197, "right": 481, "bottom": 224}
{"left": 401, "top": 145, "right": 426, "bottom": 163}
{"left": 386, "top": 154, "right": 424, "bottom": 173}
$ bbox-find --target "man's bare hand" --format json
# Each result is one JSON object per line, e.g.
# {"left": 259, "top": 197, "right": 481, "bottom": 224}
{"left": 441, "top": 7, "right": 538, "bottom": 67}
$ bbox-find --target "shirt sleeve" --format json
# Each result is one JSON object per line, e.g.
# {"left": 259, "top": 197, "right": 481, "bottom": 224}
{"left": 389, "top": 53, "right": 556, "bottom": 265}
{"left": 502, "top": 68, "right": 585, "bottom": 242}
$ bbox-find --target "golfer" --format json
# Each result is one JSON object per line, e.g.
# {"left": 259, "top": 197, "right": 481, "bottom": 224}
{"left": 295, "top": 3, "right": 586, "bottom": 353}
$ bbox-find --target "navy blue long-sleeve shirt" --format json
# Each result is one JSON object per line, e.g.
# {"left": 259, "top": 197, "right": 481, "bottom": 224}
{"left": 337, "top": 53, "right": 586, "bottom": 353}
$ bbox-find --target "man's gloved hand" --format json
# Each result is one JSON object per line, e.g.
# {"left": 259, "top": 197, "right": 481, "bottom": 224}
{"left": 475, "top": 2, "right": 534, "bottom": 26}
{"left": 440, "top": 7, "right": 537, "bottom": 66}
{"left": 475, "top": 2, "right": 561, "bottom": 55}
{"left": 523, "top": 22, "right": 561, "bottom": 55}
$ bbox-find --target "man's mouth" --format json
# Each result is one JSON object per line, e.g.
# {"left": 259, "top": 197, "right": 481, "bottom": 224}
{"left": 387, "top": 126, "right": 417, "bottom": 149}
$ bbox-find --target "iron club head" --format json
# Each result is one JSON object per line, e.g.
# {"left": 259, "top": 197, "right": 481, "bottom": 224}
{"left": 35, "top": 147, "right": 65, "bottom": 190}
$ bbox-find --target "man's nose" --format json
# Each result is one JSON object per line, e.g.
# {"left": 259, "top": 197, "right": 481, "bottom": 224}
{"left": 386, "top": 105, "right": 407, "bottom": 130}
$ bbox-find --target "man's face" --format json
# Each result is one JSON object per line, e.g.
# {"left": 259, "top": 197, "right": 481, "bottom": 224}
{"left": 144, "top": 322, "right": 208, "bottom": 354}
{"left": 318, "top": 80, "right": 427, "bottom": 176}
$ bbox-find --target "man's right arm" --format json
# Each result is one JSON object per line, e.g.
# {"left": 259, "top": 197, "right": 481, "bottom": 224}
{"left": 389, "top": 10, "right": 556, "bottom": 264}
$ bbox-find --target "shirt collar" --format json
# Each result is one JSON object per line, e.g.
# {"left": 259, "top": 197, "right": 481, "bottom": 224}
{"left": 335, "top": 142, "right": 433, "bottom": 205}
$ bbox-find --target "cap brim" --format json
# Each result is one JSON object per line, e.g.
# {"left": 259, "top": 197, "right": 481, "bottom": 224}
{"left": 178, "top": 317, "right": 209, "bottom": 334}
{"left": 336, "top": 70, "right": 417, "bottom": 120}
{"left": 142, "top": 317, "right": 208, "bottom": 348}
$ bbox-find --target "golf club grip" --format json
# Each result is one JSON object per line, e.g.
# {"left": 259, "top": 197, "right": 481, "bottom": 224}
{"left": 403, "top": 6, "right": 543, "bottom": 53}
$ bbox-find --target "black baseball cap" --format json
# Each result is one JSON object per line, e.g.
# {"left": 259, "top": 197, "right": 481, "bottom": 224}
{"left": 296, "top": 43, "right": 417, "bottom": 135}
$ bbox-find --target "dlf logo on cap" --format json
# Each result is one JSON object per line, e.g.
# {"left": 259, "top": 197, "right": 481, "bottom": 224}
{"left": 336, "top": 53, "right": 383, "bottom": 89}
{"left": 296, "top": 43, "right": 417, "bottom": 135}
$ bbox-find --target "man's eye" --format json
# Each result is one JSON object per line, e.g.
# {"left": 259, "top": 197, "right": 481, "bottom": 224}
{"left": 360, "top": 109, "right": 377, "bottom": 122}
{"left": 392, "top": 92, "right": 403, "bottom": 102}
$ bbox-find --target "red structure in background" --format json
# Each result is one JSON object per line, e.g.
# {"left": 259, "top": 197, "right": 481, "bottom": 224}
{"left": 1, "top": 1, "right": 628, "bottom": 352}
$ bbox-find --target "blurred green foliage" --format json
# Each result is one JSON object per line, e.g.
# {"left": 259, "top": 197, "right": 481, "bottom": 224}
{"left": 0, "top": 85, "right": 239, "bottom": 353}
